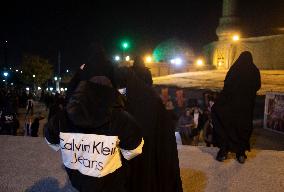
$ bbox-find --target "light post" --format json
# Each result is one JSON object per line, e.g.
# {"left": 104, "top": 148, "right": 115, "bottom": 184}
{"left": 121, "top": 41, "right": 130, "bottom": 66}
{"left": 32, "top": 74, "right": 36, "bottom": 92}
{"left": 54, "top": 76, "right": 60, "bottom": 92}
{"left": 227, "top": 34, "right": 240, "bottom": 68}
{"left": 3, "top": 71, "right": 8, "bottom": 86}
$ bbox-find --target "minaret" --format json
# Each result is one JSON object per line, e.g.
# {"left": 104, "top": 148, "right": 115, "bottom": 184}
{"left": 216, "top": 0, "right": 240, "bottom": 40}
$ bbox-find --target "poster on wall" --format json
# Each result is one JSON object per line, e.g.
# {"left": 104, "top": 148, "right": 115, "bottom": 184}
{"left": 264, "top": 92, "right": 284, "bottom": 134}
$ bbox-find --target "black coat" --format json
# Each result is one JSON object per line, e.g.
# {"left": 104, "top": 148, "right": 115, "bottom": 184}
{"left": 212, "top": 51, "right": 261, "bottom": 152}
{"left": 123, "top": 70, "right": 183, "bottom": 192}
{"left": 45, "top": 81, "right": 143, "bottom": 192}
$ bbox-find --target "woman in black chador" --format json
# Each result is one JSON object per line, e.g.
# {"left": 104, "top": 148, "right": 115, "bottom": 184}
{"left": 212, "top": 51, "right": 261, "bottom": 164}
{"left": 116, "top": 67, "right": 183, "bottom": 192}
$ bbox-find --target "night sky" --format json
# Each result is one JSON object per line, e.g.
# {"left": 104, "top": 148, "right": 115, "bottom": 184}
{"left": 1, "top": 0, "right": 283, "bottom": 71}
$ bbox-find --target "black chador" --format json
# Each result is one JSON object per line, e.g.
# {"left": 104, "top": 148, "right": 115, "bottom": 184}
{"left": 117, "top": 68, "right": 183, "bottom": 192}
{"left": 212, "top": 51, "right": 261, "bottom": 163}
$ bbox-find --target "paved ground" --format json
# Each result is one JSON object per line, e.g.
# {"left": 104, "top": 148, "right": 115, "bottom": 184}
{"left": 178, "top": 145, "right": 284, "bottom": 192}
{"left": 0, "top": 136, "right": 284, "bottom": 192}
{"left": 2, "top": 102, "right": 282, "bottom": 191}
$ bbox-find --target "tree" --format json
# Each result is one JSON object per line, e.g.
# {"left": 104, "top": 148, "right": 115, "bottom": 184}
{"left": 20, "top": 54, "right": 53, "bottom": 87}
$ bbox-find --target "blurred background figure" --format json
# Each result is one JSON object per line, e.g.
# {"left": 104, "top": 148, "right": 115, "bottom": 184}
{"left": 131, "top": 56, "right": 153, "bottom": 86}
{"left": 177, "top": 108, "right": 195, "bottom": 145}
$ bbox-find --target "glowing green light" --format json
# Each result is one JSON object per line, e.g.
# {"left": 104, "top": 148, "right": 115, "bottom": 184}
{"left": 122, "top": 42, "right": 129, "bottom": 49}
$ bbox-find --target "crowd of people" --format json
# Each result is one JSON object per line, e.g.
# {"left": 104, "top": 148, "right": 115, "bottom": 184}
{"left": 0, "top": 86, "right": 64, "bottom": 137}
{"left": 0, "top": 46, "right": 260, "bottom": 191}
{"left": 45, "top": 43, "right": 182, "bottom": 192}
{"left": 0, "top": 87, "right": 23, "bottom": 135}
{"left": 161, "top": 89, "right": 218, "bottom": 147}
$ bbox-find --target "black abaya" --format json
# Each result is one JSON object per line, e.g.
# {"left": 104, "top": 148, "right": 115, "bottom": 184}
{"left": 122, "top": 69, "right": 183, "bottom": 192}
{"left": 212, "top": 51, "right": 261, "bottom": 153}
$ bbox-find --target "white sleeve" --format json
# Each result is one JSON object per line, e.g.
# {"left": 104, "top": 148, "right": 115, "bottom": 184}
{"left": 120, "top": 138, "right": 144, "bottom": 160}
{"left": 45, "top": 138, "right": 61, "bottom": 152}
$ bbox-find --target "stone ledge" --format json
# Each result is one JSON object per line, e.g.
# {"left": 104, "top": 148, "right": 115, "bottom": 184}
{"left": 0, "top": 136, "right": 284, "bottom": 192}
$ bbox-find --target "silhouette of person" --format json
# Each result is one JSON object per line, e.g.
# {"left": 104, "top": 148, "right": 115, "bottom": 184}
{"left": 212, "top": 51, "right": 261, "bottom": 164}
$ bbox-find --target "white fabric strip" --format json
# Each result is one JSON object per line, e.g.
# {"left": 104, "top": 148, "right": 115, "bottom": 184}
{"left": 45, "top": 138, "right": 61, "bottom": 151}
{"left": 120, "top": 138, "right": 144, "bottom": 160}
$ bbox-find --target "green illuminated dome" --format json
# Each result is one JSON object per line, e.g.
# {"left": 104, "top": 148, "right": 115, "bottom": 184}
{"left": 153, "top": 38, "right": 195, "bottom": 62}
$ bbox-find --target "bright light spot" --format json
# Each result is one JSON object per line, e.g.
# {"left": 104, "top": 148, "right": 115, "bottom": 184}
{"left": 66, "top": 69, "right": 69, "bottom": 73}
{"left": 2, "top": 80, "right": 5, "bottom": 82}
{"left": 60, "top": 88, "right": 64, "bottom": 92}
{"left": 218, "top": 61, "right": 222, "bottom": 66}
{"left": 9, "top": 68, "right": 11, "bottom": 70}
{"left": 175, "top": 58, "right": 182, "bottom": 65}
{"left": 125, "top": 56, "right": 130, "bottom": 61}
{"left": 26, "top": 87, "right": 30, "bottom": 91}
{"left": 15, "top": 69, "right": 18, "bottom": 72}
{"left": 170, "top": 58, "right": 183, "bottom": 66}
{"left": 3, "top": 72, "right": 8, "bottom": 77}
{"left": 32, "top": 74, "right": 35, "bottom": 78}
{"left": 49, "top": 87, "right": 54, "bottom": 91}
{"left": 54, "top": 77, "right": 58, "bottom": 81}
{"left": 197, "top": 59, "right": 203, "bottom": 66}
{"left": 20, "top": 71, "right": 23, "bottom": 74}
{"left": 122, "top": 42, "right": 129, "bottom": 49}
{"left": 46, "top": 88, "right": 48, "bottom": 91}
{"left": 114, "top": 55, "right": 120, "bottom": 61}
{"left": 38, "top": 87, "right": 41, "bottom": 90}
{"left": 232, "top": 35, "right": 240, "bottom": 41}
{"left": 11, "top": 83, "right": 13, "bottom": 85}
{"left": 145, "top": 56, "right": 152, "bottom": 63}
{"left": 5, "top": 40, "right": 8, "bottom": 43}
{"left": 64, "top": 88, "right": 67, "bottom": 91}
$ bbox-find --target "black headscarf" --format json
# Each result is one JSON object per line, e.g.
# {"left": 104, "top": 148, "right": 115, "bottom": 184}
{"left": 66, "top": 43, "right": 116, "bottom": 100}
{"left": 224, "top": 51, "right": 261, "bottom": 93}
{"left": 81, "top": 43, "right": 116, "bottom": 86}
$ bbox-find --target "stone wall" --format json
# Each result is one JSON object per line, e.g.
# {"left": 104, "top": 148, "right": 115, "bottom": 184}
{"left": 204, "top": 34, "right": 284, "bottom": 70}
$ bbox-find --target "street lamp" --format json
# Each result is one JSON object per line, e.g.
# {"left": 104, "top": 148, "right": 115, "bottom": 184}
{"left": 232, "top": 34, "right": 240, "bottom": 42}
{"left": 227, "top": 34, "right": 240, "bottom": 68}
{"left": 196, "top": 59, "right": 204, "bottom": 66}
{"left": 3, "top": 72, "right": 8, "bottom": 77}
{"left": 170, "top": 58, "right": 183, "bottom": 66}
{"left": 32, "top": 74, "right": 35, "bottom": 78}
{"left": 122, "top": 42, "right": 129, "bottom": 50}
{"left": 145, "top": 55, "right": 152, "bottom": 64}
{"left": 114, "top": 55, "right": 120, "bottom": 61}
{"left": 54, "top": 76, "right": 58, "bottom": 81}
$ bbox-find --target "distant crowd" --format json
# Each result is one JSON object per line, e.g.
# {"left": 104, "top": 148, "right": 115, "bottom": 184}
{"left": 0, "top": 87, "right": 65, "bottom": 137}
{"left": 160, "top": 88, "right": 218, "bottom": 146}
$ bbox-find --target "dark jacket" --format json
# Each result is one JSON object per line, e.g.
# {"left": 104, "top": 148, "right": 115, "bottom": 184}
{"left": 45, "top": 80, "right": 143, "bottom": 192}
{"left": 0, "top": 109, "right": 19, "bottom": 135}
